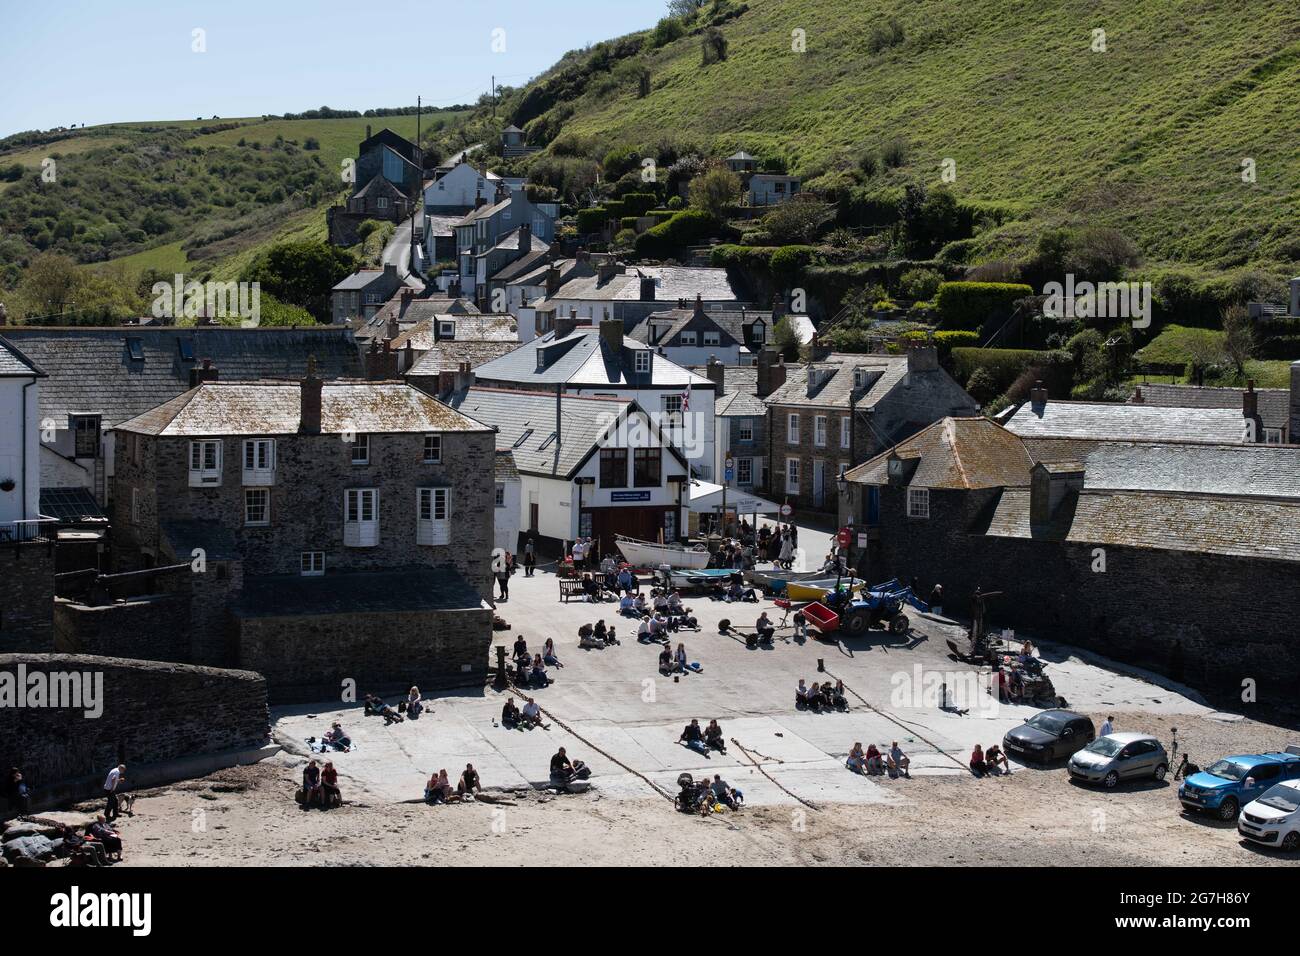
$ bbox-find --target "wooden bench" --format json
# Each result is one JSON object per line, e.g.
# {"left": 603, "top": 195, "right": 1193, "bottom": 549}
{"left": 558, "top": 578, "right": 586, "bottom": 602}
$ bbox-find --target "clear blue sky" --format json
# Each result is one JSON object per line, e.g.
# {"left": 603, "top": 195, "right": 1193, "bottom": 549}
{"left": 0, "top": 0, "right": 666, "bottom": 137}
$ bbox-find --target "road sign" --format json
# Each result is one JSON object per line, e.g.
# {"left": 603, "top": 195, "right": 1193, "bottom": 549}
{"left": 837, "top": 527, "right": 853, "bottom": 548}
{"left": 724, "top": 456, "right": 735, "bottom": 470}
{"left": 724, "top": 468, "right": 734, "bottom": 482}
{"left": 780, "top": 503, "right": 793, "bottom": 518}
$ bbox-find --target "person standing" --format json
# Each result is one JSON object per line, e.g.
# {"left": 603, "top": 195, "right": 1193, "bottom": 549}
{"left": 1099, "top": 715, "right": 1114, "bottom": 737}
{"left": 523, "top": 538, "right": 536, "bottom": 577}
{"left": 103, "top": 764, "right": 125, "bottom": 821}
{"left": 496, "top": 553, "right": 511, "bottom": 601}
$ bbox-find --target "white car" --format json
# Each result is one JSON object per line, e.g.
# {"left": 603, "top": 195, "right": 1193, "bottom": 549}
{"left": 1237, "top": 778, "right": 1300, "bottom": 852}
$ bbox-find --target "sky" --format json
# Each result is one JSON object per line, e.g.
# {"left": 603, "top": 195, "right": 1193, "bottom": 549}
{"left": 0, "top": 0, "right": 666, "bottom": 137}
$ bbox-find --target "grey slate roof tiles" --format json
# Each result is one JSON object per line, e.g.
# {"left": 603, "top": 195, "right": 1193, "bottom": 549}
{"left": 1003, "top": 399, "right": 1246, "bottom": 443}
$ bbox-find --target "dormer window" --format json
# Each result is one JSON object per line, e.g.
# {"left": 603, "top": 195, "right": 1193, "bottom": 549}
{"left": 439, "top": 320, "right": 455, "bottom": 339}
{"left": 178, "top": 339, "right": 195, "bottom": 361}
{"left": 853, "top": 368, "right": 866, "bottom": 388}
{"left": 634, "top": 351, "right": 650, "bottom": 374}
{"left": 680, "top": 331, "right": 697, "bottom": 346}
{"left": 126, "top": 337, "right": 144, "bottom": 361}
{"left": 536, "top": 351, "right": 546, "bottom": 370}
{"left": 703, "top": 331, "right": 720, "bottom": 346}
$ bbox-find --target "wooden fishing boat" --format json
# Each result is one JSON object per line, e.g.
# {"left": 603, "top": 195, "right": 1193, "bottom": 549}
{"left": 784, "top": 577, "right": 866, "bottom": 602}
{"left": 615, "top": 534, "right": 711, "bottom": 570}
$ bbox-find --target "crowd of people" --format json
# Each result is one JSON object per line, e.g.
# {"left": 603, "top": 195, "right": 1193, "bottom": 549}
{"left": 969, "top": 743, "right": 1010, "bottom": 777}
{"left": 795, "top": 678, "right": 849, "bottom": 712}
{"left": 846, "top": 741, "right": 911, "bottom": 778}
{"left": 676, "top": 772, "right": 743, "bottom": 814}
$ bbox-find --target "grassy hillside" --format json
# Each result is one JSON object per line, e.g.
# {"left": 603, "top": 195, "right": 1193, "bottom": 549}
{"left": 493, "top": 0, "right": 1300, "bottom": 275}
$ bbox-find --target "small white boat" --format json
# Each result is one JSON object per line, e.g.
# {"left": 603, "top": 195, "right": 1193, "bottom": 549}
{"left": 616, "top": 535, "right": 710, "bottom": 570}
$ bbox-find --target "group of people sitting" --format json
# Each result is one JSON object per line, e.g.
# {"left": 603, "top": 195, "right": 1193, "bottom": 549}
{"left": 846, "top": 741, "right": 911, "bottom": 778}
{"left": 425, "top": 764, "right": 483, "bottom": 804}
{"left": 500, "top": 695, "right": 545, "bottom": 730}
{"left": 580, "top": 561, "right": 639, "bottom": 603}
{"left": 363, "top": 693, "right": 404, "bottom": 725}
{"left": 549, "top": 747, "right": 591, "bottom": 789}
{"left": 578, "top": 620, "right": 618, "bottom": 650}
{"left": 677, "top": 718, "right": 727, "bottom": 757}
{"left": 624, "top": 588, "right": 700, "bottom": 631}
{"left": 795, "top": 678, "right": 848, "bottom": 712}
{"left": 512, "top": 635, "right": 554, "bottom": 688}
{"left": 57, "top": 816, "right": 124, "bottom": 866}
{"left": 990, "top": 641, "right": 1043, "bottom": 703}
{"left": 970, "top": 743, "right": 1009, "bottom": 777}
{"left": 707, "top": 572, "right": 759, "bottom": 604}
{"left": 676, "top": 772, "right": 743, "bottom": 814}
{"left": 657, "top": 642, "right": 695, "bottom": 675}
{"left": 300, "top": 759, "right": 342, "bottom": 808}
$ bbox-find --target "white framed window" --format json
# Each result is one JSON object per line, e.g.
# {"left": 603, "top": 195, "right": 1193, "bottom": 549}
{"left": 188, "top": 440, "right": 222, "bottom": 487}
{"left": 423, "top": 435, "right": 442, "bottom": 463}
{"left": 907, "top": 487, "right": 930, "bottom": 519}
{"left": 840, "top": 416, "right": 851, "bottom": 449}
{"left": 365, "top": 292, "right": 381, "bottom": 304}
{"left": 344, "top": 488, "right": 379, "bottom": 547}
{"left": 703, "top": 331, "right": 720, "bottom": 347}
{"left": 351, "top": 434, "right": 370, "bottom": 464}
{"left": 1264, "top": 428, "right": 1283, "bottom": 445}
{"left": 634, "top": 351, "right": 650, "bottom": 373}
{"left": 737, "top": 458, "right": 753, "bottom": 485}
{"left": 417, "top": 487, "right": 451, "bottom": 546}
{"left": 438, "top": 321, "right": 455, "bottom": 338}
{"left": 737, "top": 418, "right": 753, "bottom": 443}
{"left": 853, "top": 368, "right": 866, "bottom": 388}
{"left": 787, "top": 413, "right": 800, "bottom": 444}
{"left": 377, "top": 197, "right": 390, "bottom": 210}
{"left": 300, "top": 551, "right": 325, "bottom": 576}
{"left": 662, "top": 394, "right": 683, "bottom": 426}
{"left": 495, "top": 483, "right": 506, "bottom": 507}
{"left": 242, "top": 439, "right": 275, "bottom": 485}
{"left": 679, "top": 331, "right": 697, "bottom": 346}
{"left": 814, "top": 415, "right": 827, "bottom": 447}
{"left": 244, "top": 488, "right": 270, "bottom": 526}
{"left": 786, "top": 457, "right": 800, "bottom": 494}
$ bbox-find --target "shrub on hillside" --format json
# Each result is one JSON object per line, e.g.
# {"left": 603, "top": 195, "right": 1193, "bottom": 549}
{"left": 576, "top": 207, "right": 609, "bottom": 234}
{"left": 633, "top": 209, "right": 718, "bottom": 258}
{"left": 933, "top": 281, "right": 1034, "bottom": 331}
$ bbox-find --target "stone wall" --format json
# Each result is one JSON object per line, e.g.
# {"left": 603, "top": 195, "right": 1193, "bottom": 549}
{"left": 53, "top": 593, "right": 193, "bottom": 664}
{"left": 235, "top": 606, "right": 493, "bottom": 702}
{"left": 0, "top": 543, "right": 55, "bottom": 653}
{"left": 0, "top": 653, "right": 268, "bottom": 800}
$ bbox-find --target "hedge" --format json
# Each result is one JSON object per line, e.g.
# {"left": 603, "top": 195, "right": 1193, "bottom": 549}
{"left": 710, "top": 244, "right": 777, "bottom": 270}
{"left": 769, "top": 245, "right": 820, "bottom": 283}
{"left": 621, "top": 192, "right": 658, "bottom": 217}
{"left": 897, "top": 329, "right": 979, "bottom": 361}
{"left": 933, "top": 281, "right": 1034, "bottom": 331}
{"left": 576, "top": 207, "right": 608, "bottom": 234}
{"left": 951, "top": 346, "right": 1074, "bottom": 397}
{"left": 620, "top": 216, "right": 639, "bottom": 230}
{"left": 633, "top": 209, "right": 719, "bottom": 259}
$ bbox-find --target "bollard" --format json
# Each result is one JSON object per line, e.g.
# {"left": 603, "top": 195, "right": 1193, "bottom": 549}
{"left": 817, "top": 658, "right": 824, "bottom": 672}
{"left": 494, "top": 645, "right": 507, "bottom": 688}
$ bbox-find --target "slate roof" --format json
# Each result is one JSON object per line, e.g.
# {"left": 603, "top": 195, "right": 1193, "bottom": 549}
{"left": 406, "top": 340, "right": 523, "bottom": 376}
{"left": 482, "top": 228, "right": 549, "bottom": 256}
{"left": 114, "top": 381, "right": 489, "bottom": 437}
{"left": 472, "top": 327, "right": 712, "bottom": 389}
{"left": 1080, "top": 441, "right": 1300, "bottom": 499}
{"left": 1131, "top": 383, "right": 1290, "bottom": 431}
{"left": 0, "top": 335, "right": 46, "bottom": 377}
{"left": 235, "top": 567, "right": 486, "bottom": 617}
{"left": 630, "top": 307, "right": 762, "bottom": 351}
{"left": 984, "top": 488, "right": 1300, "bottom": 563}
{"left": 488, "top": 245, "right": 555, "bottom": 284}
{"left": 391, "top": 314, "right": 517, "bottom": 352}
{"left": 1003, "top": 399, "right": 1246, "bottom": 443}
{"left": 424, "top": 214, "right": 464, "bottom": 237}
{"left": 1, "top": 326, "right": 361, "bottom": 427}
{"left": 847, "top": 417, "right": 1034, "bottom": 489}
{"left": 495, "top": 449, "right": 520, "bottom": 482}
{"left": 332, "top": 268, "right": 396, "bottom": 292}
{"left": 766, "top": 354, "right": 910, "bottom": 410}
{"left": 552, "top": 266, "right": 738, "bottom": 303}
{"left": 447, "top": 386, "right": 642, "bottom": 478}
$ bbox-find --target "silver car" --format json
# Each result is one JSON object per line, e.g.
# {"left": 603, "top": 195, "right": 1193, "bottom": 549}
{"left": 1068, "top": 732, "right": 1168, "bottom": 788}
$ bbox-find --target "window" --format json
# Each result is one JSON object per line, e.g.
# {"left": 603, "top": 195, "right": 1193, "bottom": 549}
{"left": 633, "top": 448, "right": 661, "bottom": 487}
{"left": 351, "top": 434, "right": 369, "bottom": 464}
{"left": 177, "top": 338, "right": 195, "bottom": 362}
{"left": 417, "top": 487, "right": 451, "bottom": 546}
{"left": 344, "top": 488, "right": 379, "bottom": 547}
{"left": 737, "top": 419, "right": 753, "bottom": 443}
{"left": 1265, "top": 428, "right": 1284, "bottom": 445}
{"left": 634, "top": 351, "right": 650, "bottom": 374}
{"left": 513, "top": 429, "right": 534, "bottom": 449}
{"left": 787, "top": 413, "right": 800, "bottom": 444}
{"left": 377, "top": 197, "right": 390, "bottom": 210}
{"left": 130, "top": 488, "right": 141, "bottom": 524}
{"left": 72, "top": 415, "right": 100, "bottom": 459}
{"left": 365, "top": 292, "right": 381, "bottom": 305}
{"left": 853, "top": 368, "right": 866, "bottom": 388}
{"left": 423, "top": 435, "right": 442, "bottom": 463}
{"left": 703, "top": 331, "right": 720, "bottom": 347}
{"left": 662, "top": 394, "right": 683, "bottom": 426}
{"left": 663, "top": 509, "right": 677, "bottom": 543}
{"left": 814, "top": 415, "right": 828, "bottom": 447}
{"left": 679, "top": 331, "right": 697, "bottom": 346}
{"left": 438, "top": 321, "right": 455, "bottom": 338}
{"left": 300, "top": 552, "right": 325, "bottom": 576}
{"left": 495, "top": 484, "right": 506, "bottom": 507}
{"left": 907, "top": 487, "right": 930, "bottom": 519}
{"left": 750, "top": 322, "right": 765, "bottom": 344}
{"left": 244, "top": 488, "right": 270, "bottom": 526}
{"left": 126, "top": 337, "right": 144, "bottom": 361}
{"left": 242, "top": 439, "right": 275, "bottom": 485}
{"left": 737, "top": 458, "right": 753, "bottom": 485}
{"left": 786, "top": 457, "right": 800, "bottom": 494}
{"left": 840, "top": 416, "right": 851, "bottom": 449}
{"left": 188, "top": 440, "right": 222, "bottom": 486}
{"left": 599, "top": 448, "right": 628, "bottom": 488}
{"left": 536, "top": 351, "right": 546, "bottom": 370}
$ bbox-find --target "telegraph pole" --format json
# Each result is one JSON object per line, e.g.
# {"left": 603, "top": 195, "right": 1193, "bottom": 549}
{"left": 409, "top": 95, "right": 420, "bottom": 280}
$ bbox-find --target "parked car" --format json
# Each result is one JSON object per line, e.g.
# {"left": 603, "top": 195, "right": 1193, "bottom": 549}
{"left": 1068, "top": 732, "right": 1168, "bottom": 788}
{"left": 1178, "top": 751, "right": 1300, "bottom": 821}
{"left": 1237, "top": 779, "right": 1300, "bottom": 852}
{"left": 1003, "top": 710, "right": 1094, "bottom": 763}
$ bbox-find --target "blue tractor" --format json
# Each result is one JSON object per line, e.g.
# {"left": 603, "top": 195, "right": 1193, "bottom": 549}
{"left": 826, "top": 581, "right": 930, "bottom": 636}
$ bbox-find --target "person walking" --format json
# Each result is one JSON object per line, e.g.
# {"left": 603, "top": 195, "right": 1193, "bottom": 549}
{"left": 523, "top": 538, "right": 536, "bottom": 577}
{"left": 103, "top": 764, "right": 125, "bottom": 821}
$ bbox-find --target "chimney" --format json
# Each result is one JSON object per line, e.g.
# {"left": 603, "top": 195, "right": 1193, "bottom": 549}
{"left": 1243, "top": 379, "right": 1258, "bottom": 420}
{"left": 906, "top": 343, "right": 938, "bottom": 372}
{"left": 188, "top": 358, "right": 219, "bottom": 387}
{"left": 1290, "top": 277, "right": 1300, "bottom": 317}
{"left": 437, "top": 369, "right": 455, "bottom": 396}
{"left": 1029, "top": 380, "right": 1048, "bottom": 409}
{"left": 771, "top": 291, "right": 786, "bottom": 321}
{"left": 639, "top": 273, "right": 656, "bottom": 301}
{"left": 300, "top": 356, "right": 323, "bottom": 434}
{"left": 382, "top": 264, "right": 398, "bottom": 283}
{"left": 693, "top": 294, "right": 705, "bottom": 319}
{"left": 600, "top": 317, "right": 624, "bottom": 355}
{"left": 554, "top": 313, "right": 578, "bottom": 339}
{"left": 1132, "top": 386, "right": 1144, "bottom": 404}
{"left": 596, "top": 258, "right": 617, "bottom": 284}
{"left": 756, "top": 347, "right": 786, "bottom": 398}
{"left": 808, "top": 336, "right": 832, "bottom": 362}
{"left": 365, "top": 340, "right": 398, "bottom": 381}
{"left": 545, "top": 263, "right": 562, "bottom": 297}
{"left": 1290, "top": 361, "right": 1300, "bottom": 444}
{"left": 454, "top": 360, "right": 475, "bottom": 392}
{"left": 518, "top": 222, "right": 531, "bottom": 255}
{"left": 1030, "top": 462, "right": 1085, "bottom": 528}
{"left": 386, "top": 313, "right": 399, "bottom": 342}
{"left": 705, "top": 356, "right": 725, "bottom": 388}
{"left": 366, "top": 124, "right": 372, "bottom": 139}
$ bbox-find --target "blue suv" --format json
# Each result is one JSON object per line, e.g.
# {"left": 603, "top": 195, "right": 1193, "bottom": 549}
{"left": 1178, "top": 751, "right": 1300, "bottom": 821}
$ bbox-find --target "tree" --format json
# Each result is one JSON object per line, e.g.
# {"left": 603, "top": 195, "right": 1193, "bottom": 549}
{"left": 1221, "top": 303, "right": 1255, "bottom": 376}
{"left": 687, "top": 167, "right": 740, "bottom": 217}
{"left": 759, "top": 201, "right": 833, "bottom": 245}
{"left": 701, "top": 27, "right": 728, "bottom": 64}
{"left": 241, "top": 240, "right": 357, "bottom": 322}
{"left": 666, "top": 0, "right": 704, "bottom": 17}
{"left": 772, "top": 316, "right": 801, "bottom": 361}
{"left": 17, "top": 253, "right": 80, "bottom": 316}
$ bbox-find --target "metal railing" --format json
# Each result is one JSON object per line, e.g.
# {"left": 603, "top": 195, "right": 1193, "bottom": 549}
{"left": 0, "top": 517, "right": 59, "bottom": 546}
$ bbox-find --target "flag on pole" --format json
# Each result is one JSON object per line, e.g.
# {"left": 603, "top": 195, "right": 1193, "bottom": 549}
{"left": 681, "top": 380, "right": 691, "bottom": 412}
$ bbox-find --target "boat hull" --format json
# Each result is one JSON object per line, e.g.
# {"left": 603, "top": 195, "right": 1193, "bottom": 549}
{"left": 785, "top": 578, "right": 866, "bottom": 602}
{"left": 616, "top": 536, "right": 711, "bottom": 570}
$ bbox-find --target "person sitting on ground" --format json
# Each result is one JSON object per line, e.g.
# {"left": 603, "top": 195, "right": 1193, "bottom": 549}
{"left": 363, "top": 693, "right": 386, "bottom": 717}
{"left": 755, "top": 611, "right": 775, "bottom": 643}
{"left": 711, "top": 774, "right": 740, "bottom": 810}
{"left": 634, "top": 592, "right": 648, "bottom": 616}
{"left": 831, "top": 679, "right": 848, "bottom": 711}
{"left": 616, "top": 567, "right": 635, "bottom": 593}
{"left": 651, "top": 611, "right": 671, "bottom": 641}
{"left": 807, "top": 682, "right": 824, "bottom": 713}
{"left": 457, "top": 763, "right": 482, "bottom": 800}
{"left": 819, "top": 682, "right": 836, "bottom": 711}
{"left": 674, "top": 642, "right": 689, "bottom": 674}
{"left": 406, "top": 686, "right": 423, "bottom": 720}
{"left": 970, "top": 744, "right": 987, "bottom": 777}
{"left": 619, "top": 591, "right": 636, "bottom": 616}
{"left": 704, "top": 719, "right": 726, "bottom": 754}
{"left": 515, "top": 655, "right": 530, "bottom": 686}
{"left": 87, "top": 816, "right": 123, "bottom": 862}
{"left": 847, "top": 742, "right": 868, "bottom": 774}
{"left": 866, "top": 744, "right": 885, "bottom": 775}
{"left": 550, "top": 747, "right": 576, "bottom": 783}
{"left": 888, "top": 741, "right": 911, "bottom": 778}
{"left": 325, "top": 722, "right": 352, "bottom": 752}
{"left": 513, "top": 635, "right": 529, "bottom": 663}
{"left": 302, "top": 759, "right": 322, "bottom": 807}
{"left": 637, "top": 615, "right": 653, "bottom": 644}
{"left": 592, "top": 620, "right": 609, "bottom": 646}
{"left": 658, "top": 646, "right": 674, "bottom": 675}
{"left": 376, "top": 699, "right": 404, "bottom": 725}
{"left": 544, "top": 637, "right": 562, "bottom": 668}
{"left": 520, "top": 697, "right": 543, "bottom": 730}
{"left": 985, "top": 744, "right": 1009, "bottom": 776}
{"left": 796, "top": 679, "right": 810, "bottom": 709}
{"left": 61, "top": 824, "right": 110, "bottom": 866}
{"left": 424, "top": 771, "right": 444, "bottom": 804}
{"left": 501, "top": 697, "right": 520, "bottom": 729}
{"left": 531, "top": 653, "right": 549, "bottom": 687}
{"left": 9, "top": 768, "right": 31, "bottom": 815}
{"left": 320, "top": 761, "right": 341, "bottom": 807}
{"left": 679, "top": 719, "right": 709, "bottom": 756}
{"left": 667, "top": 590, "right": 685, "bottom": 615}
{"left": 653, "top": 591, "right": 670, "bottom": 614}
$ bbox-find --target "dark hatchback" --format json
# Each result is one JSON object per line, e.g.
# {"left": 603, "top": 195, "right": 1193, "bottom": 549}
{"left": 1003, "top": 710, "right": 1095, "bottom": 763}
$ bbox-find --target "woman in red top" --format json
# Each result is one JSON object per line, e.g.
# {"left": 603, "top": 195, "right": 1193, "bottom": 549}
{"left": 320, "top": 761, "right": 341, "bottom": 807}
{"left": 970, "top": 745, "right": 987, "bottom": 777}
